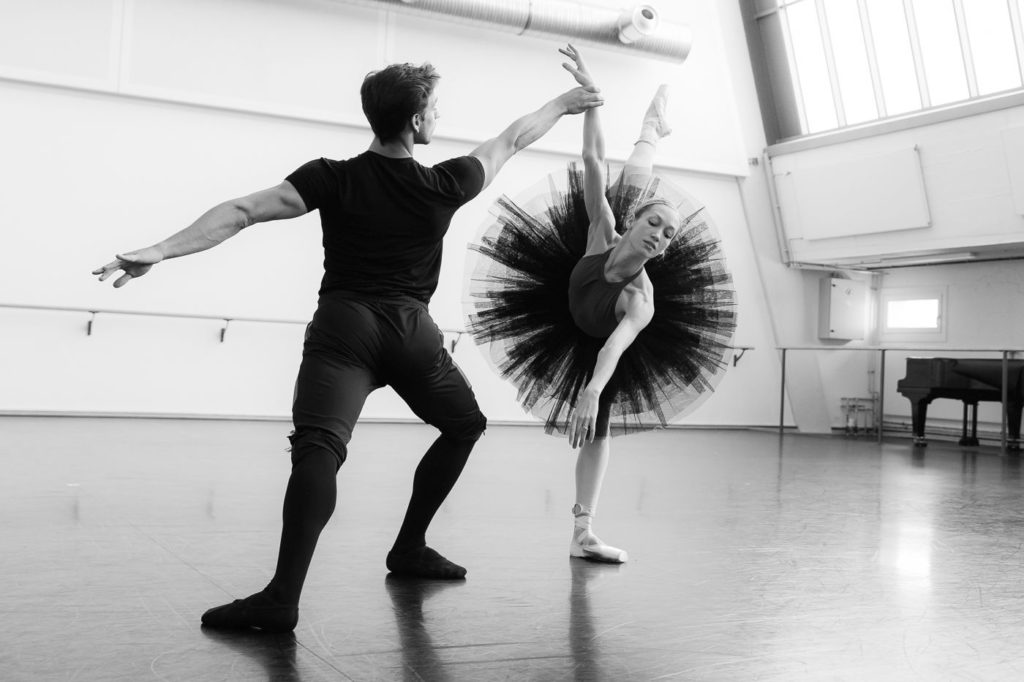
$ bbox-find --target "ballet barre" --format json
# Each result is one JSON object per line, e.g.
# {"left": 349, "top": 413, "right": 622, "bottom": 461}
{"left": 729, "top": 346, "right": 753, "bottom": 366}
{"left": 0, "top": 303, "right": 465, "bottom": 348}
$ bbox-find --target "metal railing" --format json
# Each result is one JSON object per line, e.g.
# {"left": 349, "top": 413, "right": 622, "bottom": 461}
{"left": 2, "top": 302, "right": 755, "bottom": 360}
{"left": 0, "top": 303, "right": 471, "bottom": 350}
{"left": 778, "top": 345, "right": 1024, "bottom": 451}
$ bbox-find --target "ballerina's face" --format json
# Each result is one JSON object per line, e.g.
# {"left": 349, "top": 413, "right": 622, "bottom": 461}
{"left": 628, "top": 204, "right": 681, "bottom": 258}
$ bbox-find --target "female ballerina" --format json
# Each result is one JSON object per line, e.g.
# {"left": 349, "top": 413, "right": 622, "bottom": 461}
{"left": 563, "top": 44, "right": 677, "bottom": 563}
{"left": 465, "top": 45, "right": 736, "bottom": 563}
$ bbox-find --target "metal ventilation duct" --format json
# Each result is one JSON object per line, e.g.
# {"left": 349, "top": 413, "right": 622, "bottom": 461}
{"left": 334, "top": 0, "right": 692, "bottom": 63}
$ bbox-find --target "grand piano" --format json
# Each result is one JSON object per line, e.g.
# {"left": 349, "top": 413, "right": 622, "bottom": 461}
{"left": 896, "top": 358, "right": 1024, "bottom": 449}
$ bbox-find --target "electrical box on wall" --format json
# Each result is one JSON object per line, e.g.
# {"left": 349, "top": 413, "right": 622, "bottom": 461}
{"left": 818, "top": 277, "right": 867, "bottom": 340}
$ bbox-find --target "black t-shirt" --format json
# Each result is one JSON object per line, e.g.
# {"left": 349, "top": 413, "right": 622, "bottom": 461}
{"left": 286, "top": 151, "right": 485, "bottom": 303}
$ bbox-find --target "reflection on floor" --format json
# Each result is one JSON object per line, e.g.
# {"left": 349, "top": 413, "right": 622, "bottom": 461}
{"left": 2, "top": 416, "right": 1023, "bottom": 680}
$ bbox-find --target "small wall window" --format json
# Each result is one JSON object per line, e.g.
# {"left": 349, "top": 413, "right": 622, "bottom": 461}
{"left": 880, "top": 287, "right": 946, "bottom": 342}
{"left": 886, "top": 298, "right": 939, "bottom": 329}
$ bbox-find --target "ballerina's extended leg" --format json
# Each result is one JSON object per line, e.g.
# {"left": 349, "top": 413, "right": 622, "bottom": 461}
{"left": 618, "top": 84, "right": 672, "bottom": 188}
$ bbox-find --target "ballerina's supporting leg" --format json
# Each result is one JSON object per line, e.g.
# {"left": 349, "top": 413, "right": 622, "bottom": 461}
{"left": 570, "top": 437, "right": 628, "bottom": 563}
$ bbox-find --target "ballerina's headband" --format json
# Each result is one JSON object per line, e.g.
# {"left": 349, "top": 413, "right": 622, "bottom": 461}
{"left": 629, "top": 197, "right": 681, "bottom": 226}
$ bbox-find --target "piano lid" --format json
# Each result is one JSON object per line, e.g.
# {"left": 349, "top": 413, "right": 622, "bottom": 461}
{"left": 951, "top": 359, "right": 1024, "bottom": 392}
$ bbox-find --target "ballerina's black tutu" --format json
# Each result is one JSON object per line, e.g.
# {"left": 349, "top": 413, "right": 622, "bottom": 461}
{"left": 464, "top": 163, "right": 737, "bottom": 436}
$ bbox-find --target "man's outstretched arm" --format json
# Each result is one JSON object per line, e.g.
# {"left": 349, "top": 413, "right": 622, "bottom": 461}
{"left": 470, "top": 85, "right": 603, "bottom": 190}
{"left": 93, "top": 180, "right": 307, "bottom": 288}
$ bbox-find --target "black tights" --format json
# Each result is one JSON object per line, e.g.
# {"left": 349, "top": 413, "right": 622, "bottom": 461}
{"left": 265, "top": 443, "right": 338, "bottom": 606}
{"left": 265, "top": 433, "right": 474, "bottom": 606}
{"left": 392, "top": 434, "right": 474, "bottom": 552}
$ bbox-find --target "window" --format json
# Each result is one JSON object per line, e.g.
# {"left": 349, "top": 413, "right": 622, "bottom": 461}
{"left": 963, "top": 0, "right": 1021, "bottom": 95}
{"left": 824, "top": 0, "right": 877, "bottom": 125}
{"left": 746, "top": 0, "right": 1024, "bottom": 140}
{"left": 784, "top": 0, "right": 837, "bottom": 132}
{"left": 886, "top": 298, "right": 939, "bottom": 329}
{"left": 864, "top": 0, "right": 921, "bottom": 117}
{"left": 880, "top": 287, "right": 946, "bottom": 342}
{"left": 912, "top": 0, "right": 969, "bottom": 107}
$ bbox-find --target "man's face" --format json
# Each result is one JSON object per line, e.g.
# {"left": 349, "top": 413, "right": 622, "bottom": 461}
{"left": 413, "top": 91, "right": 440, "bottom": 144}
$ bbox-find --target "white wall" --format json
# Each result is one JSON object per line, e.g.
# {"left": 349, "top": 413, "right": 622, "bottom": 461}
{"left": 0, "top": 0, "right": 788, "bottom": 427}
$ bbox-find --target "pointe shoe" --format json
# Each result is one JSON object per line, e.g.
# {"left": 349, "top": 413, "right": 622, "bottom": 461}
{"left": 569, "top": 528, "right": 629, "bottom": 564}
{"left": 640, "top": 84, "right": 672, "bottom": 140}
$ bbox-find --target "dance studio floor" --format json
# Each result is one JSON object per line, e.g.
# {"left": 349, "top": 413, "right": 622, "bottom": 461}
{"left": 3, "top": 416, "right": 1024, "bottom": 681}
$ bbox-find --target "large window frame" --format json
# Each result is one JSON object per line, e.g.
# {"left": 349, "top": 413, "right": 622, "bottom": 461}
{"left": 743, "top": 0, "right": 1024, "bottom": 144}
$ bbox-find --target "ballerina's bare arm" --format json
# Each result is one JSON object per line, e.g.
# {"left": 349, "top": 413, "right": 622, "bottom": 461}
{"left": 560, "top": 44, "right": 616, "bottom": 256}
{"left": 568, "top": 301, "right": 654, "bottom": 447}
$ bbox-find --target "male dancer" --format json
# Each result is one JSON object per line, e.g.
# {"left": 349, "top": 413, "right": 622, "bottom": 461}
{"left": 93, "top": 60, "right": 602, "bottom": 632}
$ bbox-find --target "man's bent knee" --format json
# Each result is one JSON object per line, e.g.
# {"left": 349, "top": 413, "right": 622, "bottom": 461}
{"left": 289, "top": 427, "right": 347, "bottom": 470}
{"left": 441, "top": 412, "right": 487, "bottom": 445}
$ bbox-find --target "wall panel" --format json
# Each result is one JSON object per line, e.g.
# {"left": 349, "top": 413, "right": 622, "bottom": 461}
{"left": 0, "top": 0, "right": 118, "bottom": 87}
{"left": 125, "top": 0, "right": 379, "bottom": 122}
{"left": 772, "top": 105, "right": 1024, "bottom": 264}
{"left": 780, "top": 147, "right": 930, "bottom": 241}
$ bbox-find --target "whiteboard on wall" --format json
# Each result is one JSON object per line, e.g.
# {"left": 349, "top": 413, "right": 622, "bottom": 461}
{"left": 777, "top": 146, "right": 931, "bottom": 240}
{"left": 1001, "top": 126, "right": 1024, "bottom": 215}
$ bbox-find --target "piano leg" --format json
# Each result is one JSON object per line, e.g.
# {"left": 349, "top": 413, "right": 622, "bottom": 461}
{"left": 959, "top": 402, "right": 980, "bottom": 447}
{"left": 1006, "top": 399, "right": 1022, "bottom": 451}
{"left": 910, "top": 398, "right": 930, "bottom": 447}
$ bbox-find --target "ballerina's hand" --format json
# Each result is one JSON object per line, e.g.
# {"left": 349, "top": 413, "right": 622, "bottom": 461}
{"left": 568, "top": 390, "right": 601, "bottom": 448}
{"left": 559, "top": 43, "right": 595, "bottom": 89}
{"left": 92, "top": 246, "right": 164, "bottom": 288}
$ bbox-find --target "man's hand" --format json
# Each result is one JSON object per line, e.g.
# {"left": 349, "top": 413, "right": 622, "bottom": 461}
{"left": 558, "top": 85, "right": 603, "bottom": 115}
{"left": 559, "top": 43, "right": 595, "bottom": 88}
{"left": 92, "top": 246, "right": 164, "bottom": 288}
{"left": 568, "top": 389, "right": 601, "bottom": 448}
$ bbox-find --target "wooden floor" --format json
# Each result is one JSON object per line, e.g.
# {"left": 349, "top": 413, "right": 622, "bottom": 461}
{"left": 2, "top": 416, "right": 1024, "bottom": 681}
